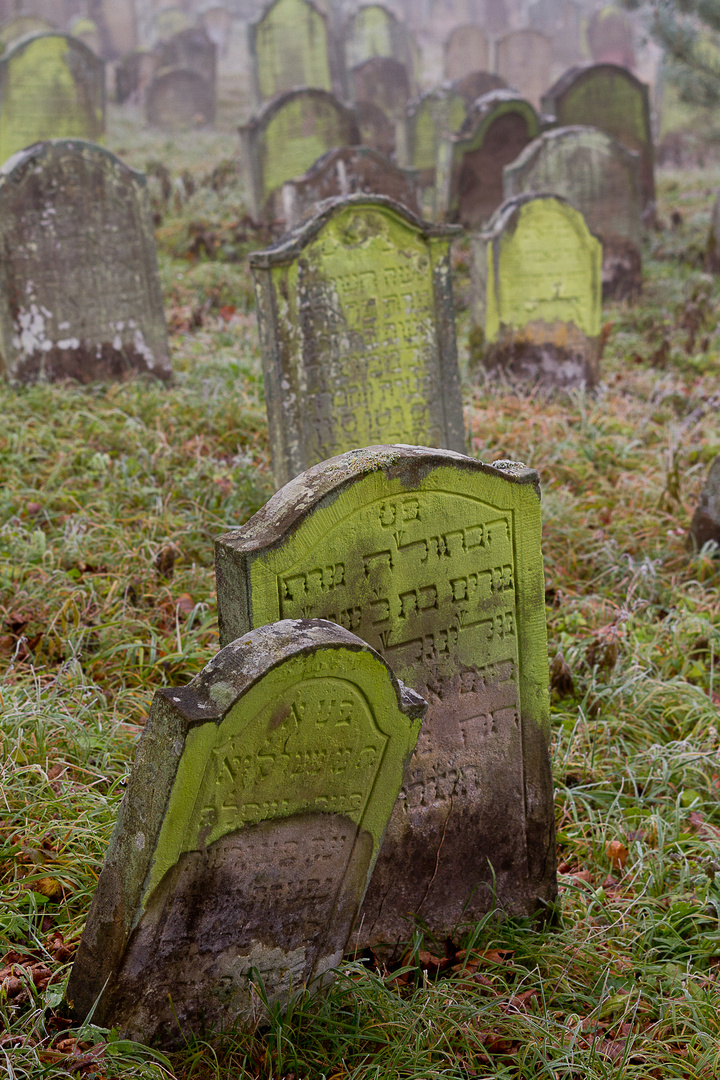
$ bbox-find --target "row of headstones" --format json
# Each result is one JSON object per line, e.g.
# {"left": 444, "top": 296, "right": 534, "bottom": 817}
{"left": 63, "top": 443, "right": 556, "bottom": 1046}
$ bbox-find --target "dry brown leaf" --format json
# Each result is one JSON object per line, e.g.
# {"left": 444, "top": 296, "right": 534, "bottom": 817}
{"left": 606, "top": 840, "right": 629, "bottom": 870}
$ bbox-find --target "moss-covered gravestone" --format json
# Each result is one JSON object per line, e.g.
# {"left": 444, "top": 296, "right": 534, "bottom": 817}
{"left": 444, "top": 24, "right": 489, "bottom": 81}
{"left": 146, "top": 67, "right": 215, "bottom": 129}
{"left": 541, "top": 64, "right": 655, "bottom": 215}
{"left": 436, "top": 89, "right": 539, "bottom": 228}
{"left": 216, "top": 445, "right": 556, "bottom": 948}
{"left": 281, "top": 147, "right": 420, "bottom": 230}
{"left": 0, "top": 15, "right": 54, "bottom": 50}
{"left": 495, "top": 29, "right": 551, "bottom": 110}
{"left": 504, "top": 126, "right": 642, "bottom": 299}
{"left": 249, "top": 0, "right": 334, "bottom": 105}
{"left": 0, "top": 140, "right": 170, "bottom": 384}
{"left": 343, "top": 4, "right": 415, "bottom": 83}
{"left": 250, "top": 195, "right": 466, "bottom": 486}
{"left": 0, "top": 33, "right": 104, "bottom": 163}
{"left": 154, "top": 26, "right": 217, "bottom": 87}
{"left": 240, "top": 88, "right": 360, "bottom": 223}
{"left": 471, "top": 193, "right": 602, "bottom": 389}
{"left": 406, "top": 86, "right": 467, "bottom": 209}
{"left": 66, "top": 620, "right": 425, "bottom": 1045}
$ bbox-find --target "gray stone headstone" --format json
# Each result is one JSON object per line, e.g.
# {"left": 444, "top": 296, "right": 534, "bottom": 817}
{"left": 406, "top": 85, "right": 467, "bottom": 199}
{"left": 154, "top": 26, "right": 217, "bottom": 87}
{"left": 587, "top": 6, "right": 635, "bottom": 69}
{"left": 65, "top": 619, "right": 425, "bottom": 1044}
{"left": 355, "top": 99, "right": 396, "bottom": 158}
{"left": 281, "top": 146, "right": 421, "bottom": 230}
{"left": 0, "top": 33, "right": 105, "bottom": 164}
{"left": 436, "top": 89, "right": 539, "bottom": 228}
{"left": 470, "top": 193, "right": 602, "bottom": 390}
{"left": 116, "top": 49, "right": 156, "bottom": 105}
{"left": 689, "top": 457, "right": 720, "bottom": 552}
{"left": 239, "top": 88, "right": 360, "bottom": 224}
{"left": 216, "top": 445, "right": 556, "bottom": 949}
{"left": 250, "top": 194, "right": 466, "bottom": 487}
{"left": 343, "top": 3, "right": 416, "bottom": 84}
{"left": 528, "top": 0, "right": 582, "bottom": 69}
{"left": 451, "top": 69, "right": 508, "bottom": 105}
{"left": 0, "top": 140, "right": 171, "bottom": 384}
{"left": 541, "top": 64, "right": 655, "bottom": 215}
{"left": 350, "top": 54, "right": 410, "bottom": 120}
{"left": 444, "top": 23, "right": 488, "bottom": 81}
{"left": 249, "top": 0, "right": 336, "bottom": 106}
{"left": 146, "top": 67, "right": 215, "bottom": 129}
{"left": 94, "top": 0, "right": 138, "bottom": 60}
{"left": 495, "top": 29, "right": 551, "bottom": 110}
{"left": 503, "top": 125, "right": 643, "bottom": 300}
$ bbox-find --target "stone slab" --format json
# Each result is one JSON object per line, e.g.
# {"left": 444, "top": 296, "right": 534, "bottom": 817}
{"left": 444, "top": 23, "right": 488, "bottom": 82}
{"left": 503, "top": 125, "right": 642, "bottom": 300}
{"left": 689, "top": 457, "right": 720, "bottom": 551}
{"left": 154, "top": 26, "right": 217, "bottom": 86}
{"left": 250, "top": 0, "right": 334, "bottom": 105}
{"left": 350, "top": 54, "right": 410, "bottom": 119}
{"left": 0, "top": 32, "right": 105, "bottom": 164}
{"left": 495, "top": 29, "right": 551, "bottom": 110}
{"left": 65, "top": 619, "right": 424, "bottom": 1044}
{"left": 249, "top": 194, "right": 466, "bottom": 486}
{"left": 406, "top": 85, "right": 467, "bottom": 194}
{"left": 343, "top": 3, "right": 416, "bottom": 86}
{"left": 146, "top": 67, "right": 215, "bottom": 128}
{"left": 451, "top": 69, "right": 507, "bottom": 105}
{"left": 0, "top": 139, "right": 171, "bottom": 383}
{"left": 471, "top": 193, "right": 602, "bottom": 389}
{"left": 216, "top": 445, "right": 556, "bottom": 948}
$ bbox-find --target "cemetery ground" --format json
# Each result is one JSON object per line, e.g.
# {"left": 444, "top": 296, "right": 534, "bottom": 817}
{"left": 2, "top": 111, "right": 720, "bottom": 1080}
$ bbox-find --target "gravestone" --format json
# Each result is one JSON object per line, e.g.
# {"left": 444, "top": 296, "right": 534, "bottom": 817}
{"left": 151, "top": 7, "right": 189, "bottom": 43}
{"left": 471, "top": 193, "right": 602, "bottom": 389}
{"left": 250, "top": 0, "right": 334, "bottom": 106}
{"left": 528, "top": 0, "right": 582, "bottom": 69}
{"left": 116, "top": 49, "right": 156, "bottom": 105}
{"left": 155, "top": 26, "right": 217, "bottom": 87}
{"left": 355, "top": 99, "right": 396, "bottom": 158}
{"left": 451, "top": 69, "right": 507, "bottom": 105}
{"left": 495, "top": 29, "right": 551, "bottom": 110}
{"left": 0, "top": 33, "right": 105, "bottom": 164}
{"left": 350, "top": 55, "right": 410, "bottom": 119}
{"left": 250, "top": 195, "right": 466, "bottom": 486}
{"left": 705, "top": 190, "right": 720, "bottom": 273}
{"left": 444, "top": 24, "right": 488, "bottom": 81}
{"left": 503, "top": 125, "right": 642, "bottom": 299}
{"left": 688, "top": 457, "right": 720, "bottom": 552}
{"left": 343, "top": 4, "right": 415, "bottom": 83}
{"left": 588, "top": 6, "right": 635, "bottom": 69}
{"left": 93, "top": 0, "right": 137, "bottom": 60}
{"left": 239, "top": 88, "right": 360, "bottom": 223}
{"left": 0, "top": 140, "right": 170, "bottom": 384}
{"left": 216, "top": 445, "right": 557, "bottom": 947}
{"left": 436, "top": 89, "right": 539, "bottom": 228}
{"left": 201, "top": 6, "right": 233, "bottom": 59}
{"left": 69, "top": 17, "right": 102, "bottom": 56}
{"left": 65, "top": 619, "right": 425, "bottom": 1044}
{"left": 0, "top": 15, "right": 54, "bottom": 49}
{"left": 146, "top": 68, "right": 215, "bottom": 128}
{"left": 406, "top": 86, "right": 467, "bottom": 211}
{"left": 281, "top": 146, "right": 421, "bottom": 230}
{"left": 541, "top": 64, "right": 655, "bottom": 214}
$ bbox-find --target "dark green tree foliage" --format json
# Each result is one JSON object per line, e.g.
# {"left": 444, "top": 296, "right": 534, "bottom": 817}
{"left": 631, "top": 0, "right": 720, "bottom": 107}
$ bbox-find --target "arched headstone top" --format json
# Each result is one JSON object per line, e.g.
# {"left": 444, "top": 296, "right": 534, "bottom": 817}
{"left": 249, "top": 0, "right": 334, "bottom": 103}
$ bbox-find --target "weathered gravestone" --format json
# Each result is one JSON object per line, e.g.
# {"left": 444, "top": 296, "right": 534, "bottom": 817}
{"left": 503, "top": 125, "right": 642, "bottom": 299}
{"left": 201, "top": 5, "right": 233, "bottom": 59}
{"left": 350, "top": 55, "right": 410, "bottom": 120}
{"left": 354, "top": 99, "right": 396, "bottom": 158}
{"left": 406, "top": 85, "right": 466, "bottom": 213}
{"left": 0, "top": 15, "right": 54, "bottom": 50}
{"left": 151, "top": 7, "right": 190, "bottom": 44}
{"left": 451, "top": 69, "right": 508, "bottom": 106}
{"left": 495, "top": 29, "right": 551, "bottom": 110}
{"left": 116, "top": 49, "right": 156, "bottom": 105}
{"left": 93, "top": 0, "right": 138, "bottom": 60}
{"left": 250, "top": 195, "right": 466, "bottom": 486}
{"left": 250, "top": 0, "right": 334, "bottom": 106}
{"left": 281, "top": 146, "right": 420, "bottom": 229}
{"left": 343, "top": 4, "right": 415, "bottom": 83}
{"left": 436, "top": 89, "right": 539, "bottom": 228}
{"left": 471, "top": 193, "right": 602, "bottom": 389}
{"left": 240, "top": 88, "right": 360, "bottom": 224}
{"left": 65, "top": 619, "right": 425, "bottom": 1044}
{"left": 216, "top": 445, "right": 557, "bottom": 947}
{"left": 146, "top": 67, "right": 215, "bottom": 129}
{"left": 528, "top": 0, "right": 582, "bottom": 69}
{"left": 0, "top": 140, "right": 171, "bottom": 383}
{"left": 155, "top": 26, "right": 217, "bottom": 87}
{"left": 444, "top": 23, "right": 488, "bottom": 81}
{"left": 688, "top": 457, "right": 720, "bottom": 552}
{"left": 541, "top": 64, "right": 655, "bottom": 215}
{"left": 69, "top": 17, "right": 102, "bottom": 56}
{"left": 0, "top": 33, "right": 105, "bottom": 163}
{"left": 588, "top": 6, "right": 635, "bottom": 70}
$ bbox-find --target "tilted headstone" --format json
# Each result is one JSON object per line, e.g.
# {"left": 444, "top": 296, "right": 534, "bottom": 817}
{"left": 436, "top": 89, "right": 539, "bottom": 228}
{"left": 688, "top": 457, "right": 720, "bottom": 552}
{"left": 249, "top": 0, "right": 334, "bottom": 106}
{"left": 588, "top": 6, "right": 635, "bottom": 69}
{"left": 0, "top": 140, "right": 171, "bottom": 384}
{"left": 451, "top": 69, "right": 508, "bottom": 105}
{"left": 65, "top": 620, "right": 425, "bottom": 1044}
{"left": 471, "top": 193, "right": 602, "bottom": 389}
{"left": 0, "top": 33, "right": 105, "bottom": 164}
{"left": 343, "top": 4, "right": 415, "bottom": 83}
{"left": 541, "top": 64, "right": 655, "bottom": 214}
{"left": 503, "top": 125, "right": 642, "bottom": 300}
{"left": 281, "top": 146, "right": 420, "bottom": 230}
{"left": 495, "top": 29, "right": 551, "bottom": 110}
{"left": 154, "top": 26, "right": 217, "bottom": 87}
{"left": 250, "top": 195, "right": 466, "bottom": 486}
{"left": 240, "top": 88, "right": 360, "bottom": 223}
{"left": 528, "top": 0, "right": 582, "bottom": 69}
{"left": 216, "top": 445, "right": 557, "bottom": 947}
{"left": 0, "top": 15, "right": 54, "bottom": 49}
{"left": 444, "top": 23, "right": 488, "bottom": 81}
{"left": 146, "top": 67, "right": 215, "bottom": 129}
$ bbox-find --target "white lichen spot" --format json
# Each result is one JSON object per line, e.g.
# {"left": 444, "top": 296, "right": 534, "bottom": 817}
{"left": 135, "top": 832, "right": 146, "bottom": 852}
{"left": 133, "top": 328, "right": 155, "bottom": 369}
{"left": 13, "top": 304, "right": 49, "bottom": 355}
{"left": 57, "top": 338, "right": 80, "bottom": 349}
{"left": 113, "top": 334, "right": 123, "bottom": 351}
